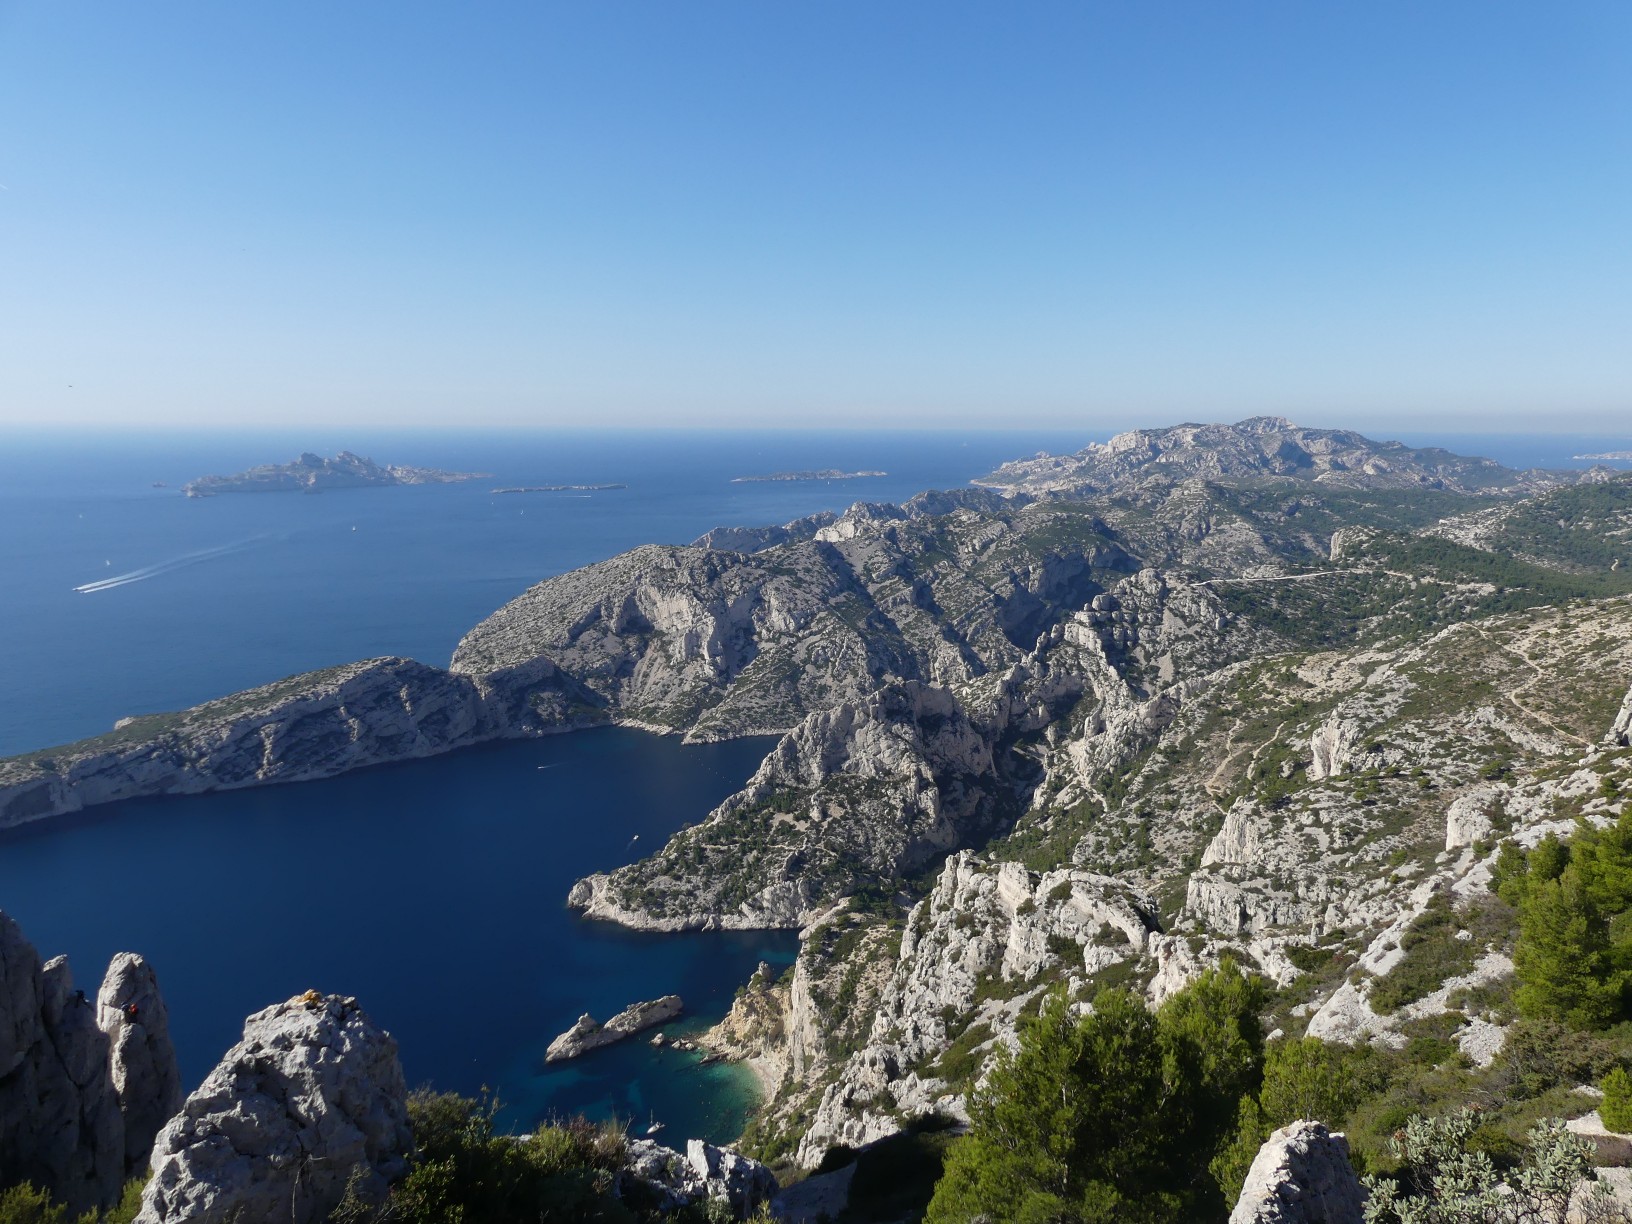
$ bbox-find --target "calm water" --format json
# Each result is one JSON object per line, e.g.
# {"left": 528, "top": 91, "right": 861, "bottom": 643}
{"left": 0, "top": 424, "right": 1624, "bottom": 1140}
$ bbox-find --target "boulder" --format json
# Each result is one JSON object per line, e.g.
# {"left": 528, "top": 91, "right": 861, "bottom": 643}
{"left": 96, "top": 952, "right": 184, "bottom": 1174}
{"left": 619, "top": 1137, "right": 777, "bottom": 1216}
{"left": 1230, "top": 1120, "right": 1366, "bottom": 1224}
{"left": 136, "top": 992, "right": 412, "bottom": 1224}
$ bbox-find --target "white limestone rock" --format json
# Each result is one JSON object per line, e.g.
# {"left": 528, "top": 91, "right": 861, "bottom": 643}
{"left": 1230, "top": 1120, "right": 1366, "bottom": 1224}
{"left": 0, "top": 915, "right": 125, "bottom": 1217}
{"left": 545, "top": 995, "right": 684, "bottom": 1062}
{"left": 96, "top": 952, "right": 183, "bottom": 1174}
{"left": 1611, "top": 680, "right": 1632, "bottom": 747}
{"left": 619, "top": 1138, "right": 778, "bottom": 1216}
{"left": 0, "top": 657, "right": 520, "bottom": 830}
{"left": 1445, "top": 784, "right": 1505, "bottom": 851}
{"left": 137, "top": 992, "right": 411, "bottom": 1224}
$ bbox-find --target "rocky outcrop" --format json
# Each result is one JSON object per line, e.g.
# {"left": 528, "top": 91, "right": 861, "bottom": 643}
{"left": 1611, "top": 680, "right": 1632, "bottom": 746}
{"left": 545, "top": 995, "right": 683, "bottom": 1062}
{"left": 0, "top": 656, "right": 599, "bottom": 830}
{"left": 1230, "top": 1121, "right": 1365, "bottom": 1224}
{"left": 1308, "top": 714, "right": 1362, "bottom": 781}
{"left": 620, "top": 1138, "right": 778, "bottom": 1216}
{"left": 0, "top": 914, "right": 125, "bottom": 1216}
{"left": 702, "top": 962, "right": 792, "bottom": 1094}
{"left": 137, "top": 992, "right": 411, "bottom": 1224}
{"left": 96, "top": 953, "right": 183, "bottom": 1173}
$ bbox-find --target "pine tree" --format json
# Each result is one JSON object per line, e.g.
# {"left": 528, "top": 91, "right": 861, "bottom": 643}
{"left": 927, "top": 965, "right": 1268, "bottom": 1223}
{"left": 1513, "top": 869, "right": 1619, "bottom": 1029}
{"left": 1259, "top": 1036, "right": 1360, "bottom": 1130}
{"left": 1601, "top": 1067, "right": 1632, "bottom": 1133}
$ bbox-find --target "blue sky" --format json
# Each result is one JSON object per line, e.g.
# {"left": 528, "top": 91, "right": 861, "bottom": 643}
{"left": 1, "top": 1, "right": 1628, "bottom": 432}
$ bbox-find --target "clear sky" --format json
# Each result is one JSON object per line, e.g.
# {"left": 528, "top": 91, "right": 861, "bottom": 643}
{"left": 1, "top": 1, "right": 1628, "bottom": 433}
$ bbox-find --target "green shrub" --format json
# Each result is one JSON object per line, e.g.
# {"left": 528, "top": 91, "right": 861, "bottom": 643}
{"left": 0, "top": 1185, "right": 65, "bottom": 1224}
{"left": 1602, "top": 1066, "right": 1632, "bottom": 1133}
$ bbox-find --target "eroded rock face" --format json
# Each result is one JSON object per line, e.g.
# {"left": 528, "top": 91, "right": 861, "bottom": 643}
{"left": 570, "top": 681, "right": 1006, "bottom": 931}
{"left": 96, "top": 953, "right": 183, "bottom": 1174}
{"left": 792, "top": 852, "right": 1155, "bottom": 1167}
{"left": 1230, "top": 1121, "right": 1366, "bottom": 1224}
{"left": 137, "top": 993, "right": 411, "bottom": 1224}
{"left": 0, "top": 914, "right": 125, "bottom": 1217}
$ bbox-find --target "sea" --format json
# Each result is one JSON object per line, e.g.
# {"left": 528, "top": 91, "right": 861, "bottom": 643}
{"left": 0, "top": 424, "right": 1626, "bottom": 1142}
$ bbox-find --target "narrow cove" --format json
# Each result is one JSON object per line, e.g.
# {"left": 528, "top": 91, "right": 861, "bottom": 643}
{"left": 0, "top": 727, "right": 795, "bottom": 1145}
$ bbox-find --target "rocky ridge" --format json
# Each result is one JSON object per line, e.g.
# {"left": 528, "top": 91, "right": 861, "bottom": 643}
{"left": 0, "top": 655, "right": 590, "bottom": 829}
{"left": 7, "top": 419, "right": 1632, "bottom": 1198}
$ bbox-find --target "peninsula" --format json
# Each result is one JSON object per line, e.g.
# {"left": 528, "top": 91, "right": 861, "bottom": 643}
{"left": 729, "top": 469, "right": 886, "bottom": 483}
{"left": 183, "top": 451, "right": 488, "bottom": 497}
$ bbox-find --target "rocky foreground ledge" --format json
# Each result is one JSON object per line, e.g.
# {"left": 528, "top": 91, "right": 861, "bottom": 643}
{"left": 546, "top": 995, "right": 684, "bottom": 1062}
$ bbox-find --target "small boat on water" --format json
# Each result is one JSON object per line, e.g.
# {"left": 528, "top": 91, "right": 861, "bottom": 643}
{"left": 645, "top": 1112, "right": 665, "bottom": 1137}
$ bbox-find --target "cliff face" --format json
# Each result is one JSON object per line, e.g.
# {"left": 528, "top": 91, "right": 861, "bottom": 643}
{"left": 452, "top": 499, "right": 1139, "bottom": 744}
{"left": 0, "top": 656, "right": 595, "bottom": 830}
{"left": 570, "top": 680, "right": 1004, "bottom": 930}
{"left": 0, "top": 913, "right": 182, "bottom": 1217}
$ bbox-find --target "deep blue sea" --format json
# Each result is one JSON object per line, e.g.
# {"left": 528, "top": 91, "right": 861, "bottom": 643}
{"left": 0, "top": 424, "right": 1624, "bottom": 1142}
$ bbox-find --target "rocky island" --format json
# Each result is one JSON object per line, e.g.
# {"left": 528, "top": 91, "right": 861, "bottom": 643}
{"left": 182, "top": 450, "right": 488, "bottom": 496}
{"left": 729, "top": 469, "right": 886, "bottom": 482}
{"left": 544, "top": 994, "right": 685, "bottom": 1062}
{"left": 492, "top": 483, "right": 627, "bottom": 493}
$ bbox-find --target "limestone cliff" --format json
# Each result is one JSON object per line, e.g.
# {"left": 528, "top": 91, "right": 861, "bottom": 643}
{"left": 0, "top": 656, "right": 590, "bottom": 829}
{"left": 96, "top": 953, "right": 183, "bottom": 1175}
{"left": 570, "top": 681, "right": 1004, "bottom": 930}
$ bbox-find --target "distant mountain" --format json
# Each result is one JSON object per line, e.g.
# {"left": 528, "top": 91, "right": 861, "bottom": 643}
{"left": 977, "top": 415, "right": 1570, "bottom": 495}
{"left": 182, "top": 450, "right": 487, "bottom": 496}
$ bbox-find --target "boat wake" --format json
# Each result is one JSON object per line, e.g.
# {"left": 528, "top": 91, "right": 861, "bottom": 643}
{"left": 74, "top": 536, "right": 272, "bottom": 594}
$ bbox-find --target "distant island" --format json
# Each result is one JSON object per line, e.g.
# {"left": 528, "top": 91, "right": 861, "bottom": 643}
{"left": 183, "top": 451, "right": 489, "bottom": 497}
{"left": 1575, "top": 450, "right": 1632, "bottom": 461}
{"left": 491, "top": 484, "right": 627, "bottom": 494}
{"left": 730, "top": 469, "right": 886, "bottom": 483}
